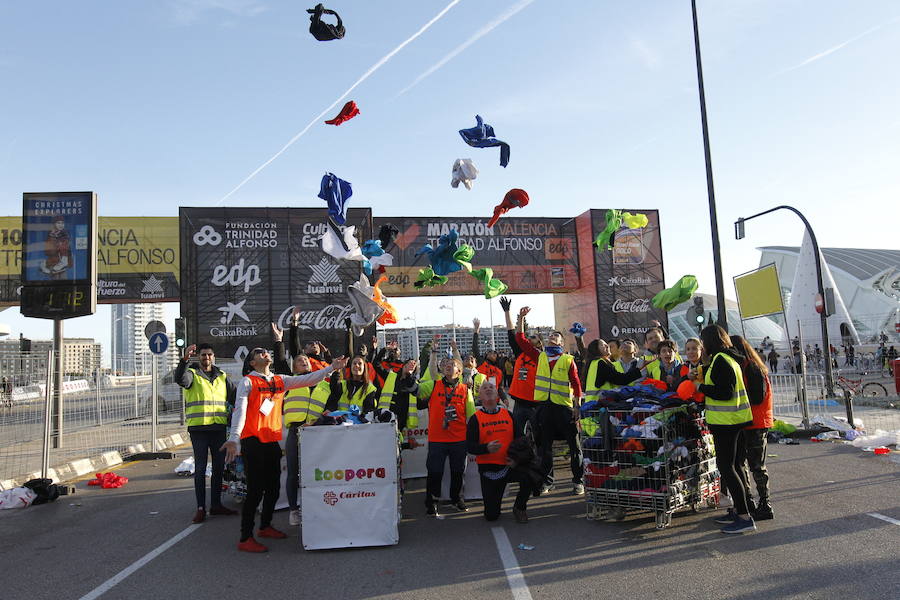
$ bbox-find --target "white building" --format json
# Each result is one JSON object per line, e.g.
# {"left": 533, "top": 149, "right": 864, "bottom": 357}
{"left": 111, "top": 303, "right": 166, "bottom": 374}
{"left": 758, "top": 246, "right": 900, "bottom": 346}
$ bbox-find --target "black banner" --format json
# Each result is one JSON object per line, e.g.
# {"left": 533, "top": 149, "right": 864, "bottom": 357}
{"left": 591, "top": 209, "right": 668, "bottom": 341}
{"left": 179, "top": 207, "right": 372, "bottom": 362}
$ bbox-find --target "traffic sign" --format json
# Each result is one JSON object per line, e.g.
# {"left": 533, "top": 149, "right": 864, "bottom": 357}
{"left": 149, "top": 332, "right": 169, "bottom": 355}
{"left": 144, "top": 320, "right": 167, "bottom": 340}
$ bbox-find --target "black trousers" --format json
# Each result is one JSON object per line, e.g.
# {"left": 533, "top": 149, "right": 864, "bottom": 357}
{"left": 709, "top": 424, "right": 751, "bottom": 515}
{"left": 538, "top": 403, "right": 583, "bottom": 486}
{"left": 737, "top": 428, "right": 770, "bottom": 502}
{"left": 240, "top": 436, "right": 282, "bottom": 541}
{"left": 478, "top": 464, "right": 533, "bottom": 521}
{"left": 425, "top": 440, "right": 467, "bottom": 504}
{"left": 512, "top": 399, "right": 541, "bottom": 438}
{"left": 189, "top": 428, "right": 226, "bottom": 510}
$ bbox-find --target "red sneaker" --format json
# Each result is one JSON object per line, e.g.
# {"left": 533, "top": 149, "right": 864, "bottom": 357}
{"left": 237, "top": 537, "right": 268, "bottom": 553}
{"left": 257, "top": 526, "right": 288, "bottom": 539}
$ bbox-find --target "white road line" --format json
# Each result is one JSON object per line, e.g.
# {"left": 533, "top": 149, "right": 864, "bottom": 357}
{"left": 868, "top": 512, "right": 900, "bottom": 526}
{"left": 78, "top": 524, "right": 201, "bottom": 600}
{"left": 491, "top": 526, "right": 535, "bottom": 600}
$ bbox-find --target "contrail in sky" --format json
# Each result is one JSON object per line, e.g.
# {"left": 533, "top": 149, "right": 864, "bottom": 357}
{"left": 778, "top": 16, "right": 899, "bottom": 75}
{"left": 395, "top": 0, "right": 536, "bottom": 98}
{"left": 217, "top": 0, "right": 462, "bottom": 204}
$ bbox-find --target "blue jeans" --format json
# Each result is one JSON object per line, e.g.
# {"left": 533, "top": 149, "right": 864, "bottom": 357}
{"left": 285, "top": 424, "right": 302, "bottom": 510}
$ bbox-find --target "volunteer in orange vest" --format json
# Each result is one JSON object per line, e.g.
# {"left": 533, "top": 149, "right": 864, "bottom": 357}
{"left": 467, "top": 380, "right": 534, "bottom": 523}
{"left": 222, "top": 348, "right": 346, "bottom": 553}
{"left": 417, "top": 356, "right": 476, "bottom": 517}
{"left": 510, "top": 304, "right": 543, "bottom": 436}
{"left": 516, "top": 307, "right": 584, "bottom": 496}
{"left": 730, "top": 335, "right": 775, "bottom": 522}
{"left": 471, "top": 318, "right": 505, "bottom": 388}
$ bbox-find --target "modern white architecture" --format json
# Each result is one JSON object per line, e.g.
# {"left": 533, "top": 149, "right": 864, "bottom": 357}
{"left": 111, "top": 303, "right": 165, "bottom": 374}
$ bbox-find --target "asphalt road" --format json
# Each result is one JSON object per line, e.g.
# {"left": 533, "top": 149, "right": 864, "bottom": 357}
{"left": 1, "top": 442, "right": 897, "bottom": 600}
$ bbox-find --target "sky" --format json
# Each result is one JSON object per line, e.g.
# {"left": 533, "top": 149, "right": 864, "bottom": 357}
{"left": 1, "top": 0, "right": 899, "bottom": 362}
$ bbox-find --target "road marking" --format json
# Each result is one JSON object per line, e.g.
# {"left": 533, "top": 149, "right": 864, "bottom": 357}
{"left": 868, "top": 512, "right": 900, "bottom": 526}
{"left": 491, "top": 526, "right": 534, "bottom": 600}
{"left": 78, "top": 524, "right": 201, "bottom": 600}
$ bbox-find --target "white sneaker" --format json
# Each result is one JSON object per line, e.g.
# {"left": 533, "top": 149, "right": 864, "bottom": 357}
{"left": 289, "top": 509, "right": 300, "bottom": 526}
{"left": 573, "top": 484, "right": 585, "bottom": 496}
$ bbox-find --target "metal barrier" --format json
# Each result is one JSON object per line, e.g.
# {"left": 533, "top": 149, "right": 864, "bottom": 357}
{"left": 0, "top": 351, "right": 186, "bottom": 485}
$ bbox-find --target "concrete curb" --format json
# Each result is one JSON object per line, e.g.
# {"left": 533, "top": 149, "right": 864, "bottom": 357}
{"left": 0, "top": 432, "right": 189, "bottom": 491}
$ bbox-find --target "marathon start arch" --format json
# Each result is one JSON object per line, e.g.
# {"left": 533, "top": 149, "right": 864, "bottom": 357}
{"left": 179, "top": 208, "right": 668, "bottom": 360}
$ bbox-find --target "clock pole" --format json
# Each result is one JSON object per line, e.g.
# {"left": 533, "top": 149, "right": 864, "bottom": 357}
{"left": 52, "top": 318, "right": 63, "bottom": 448}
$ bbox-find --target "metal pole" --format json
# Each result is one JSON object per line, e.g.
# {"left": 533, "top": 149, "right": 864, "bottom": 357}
{"left": 52, "top": 318, "right": 63, "bottom": 449}
{"left": 691, "top": 0, "right": 728, "bottom": 329}
{"left": 489, "top": 299, "right": 496, "bottom": 351}
{"left": 134, "top": 373, "right": 139, "bottom": 418}
{"left": 40, "top": 349, "right": 53, "bottom": 479}
{"left": 452, "top": 299, "right": 457, "bottom": 343}
{"left": 95, "top": 367, "right": 103, "bottom": 426}
{"left": 735, "top": 205, "right": 834, "bottom": 396}
{"left": 151, "top": 356, "right": 158, "bottom": 451}
{"left": 797, "top": 320, "right": 810, "bottom": 428}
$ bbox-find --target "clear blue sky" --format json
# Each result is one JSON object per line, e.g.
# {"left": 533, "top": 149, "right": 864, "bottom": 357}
{"left": 2, "top": 0, "right": 899, "bottom": 359}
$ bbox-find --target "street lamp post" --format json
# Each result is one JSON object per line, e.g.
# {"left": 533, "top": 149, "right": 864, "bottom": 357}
{"left": 691, "top": 0, "right": 728, "bottom": 328}
{"left": 439, "top": 301, "right": 456, "bottom": 343}
{"left": 735, "top": 205, "right": 835, "bottom": 397}
{"left": 403, "top": 315, "right": 420, "bottom": 357}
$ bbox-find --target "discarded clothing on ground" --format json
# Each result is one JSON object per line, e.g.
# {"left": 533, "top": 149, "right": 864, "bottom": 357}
{"left": 451, "top": 159, "right": 479, "bottom": 190}
{"left": 0, "top": 486, "right": 37, "bottom": 509}
{"left": 307, "top": 3, "right": 345, "bottom": 41}
{"left": 88, "top": 472, "right": 129, "bottom": 489}
{"left": 652, "top": 275, "right": 699, "bottom": 311}
{"left": 459, "top": 115, "right": 510, "bottom": 167}
{"left": 318, "top": 172, "right": 352, "bottom": 225}
{"left": 488, "top": 188, "right": 529, "bottom": 227}
{"left": 324, "top": 100, "right": 359, "bottom": 125}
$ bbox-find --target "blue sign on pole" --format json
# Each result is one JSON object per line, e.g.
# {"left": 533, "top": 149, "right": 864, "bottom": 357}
{"left": 149, "top": 332, "right": 169, "bottom": 355}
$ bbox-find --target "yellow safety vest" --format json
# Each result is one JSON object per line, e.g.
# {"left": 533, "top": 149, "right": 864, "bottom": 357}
{"left": 283, "top": 380, "right": 331, "bottom": 426}
{"left": 534, "top": 353, "right": 575, "bottom": 406}
{"left": 703, "top": 352, "right": 752, "bottom": 425}
{"left": 338, "top": 380, "right": 377, "bottom": 412}
{"left": 184, "top": 368, "right": 229, "bottom": 427}
{"left": 470, "top": 371, "right": 487, "bottom": 403}
{"left": 378, "top": 370, "right": 419, "bottom": 428}
{"left": 584, "top": 358, "right": 625, "bottom": 399}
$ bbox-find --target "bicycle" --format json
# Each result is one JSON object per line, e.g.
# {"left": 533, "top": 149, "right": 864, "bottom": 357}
{"left": 836, "top": 375, "right": 888, "bottom": 398}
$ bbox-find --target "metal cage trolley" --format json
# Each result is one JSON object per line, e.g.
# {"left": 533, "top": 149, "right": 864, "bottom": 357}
{"left": 581, "top": 403, "right": 720, "bottom": 529}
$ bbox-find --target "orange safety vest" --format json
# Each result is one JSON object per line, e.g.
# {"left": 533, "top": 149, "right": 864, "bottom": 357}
{"left": 309, "top": 358, "right": 329, "bottom": 372}
{"left": 509, "top": 353, "right": 537, "bottom": 402}
{"left": 474, "top": 407, "right": 515, "bottom": 465}
{"left": 428, "top": 380, "right": 469, "bottom": 443}
{"left": 477, "top": 362, "right": 504, "bottom": 388}
{"left": 241, "top": 374, "right": 285, "bottom": 443}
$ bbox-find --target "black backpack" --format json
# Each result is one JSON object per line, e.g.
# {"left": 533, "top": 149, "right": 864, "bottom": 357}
{"left": 307, "top": 4, "right": 345, "bottom": 41}
{"left": 23, "top": 478, "right": 61, "bottom": 505}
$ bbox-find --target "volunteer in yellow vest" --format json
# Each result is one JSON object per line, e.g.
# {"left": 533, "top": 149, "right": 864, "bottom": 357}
{"left": 377, "top": 358, "right": 424, "bottom": 432}
{"left": 222, "top": 348, "right": 346, "bottom": 553}
{"left": 641, "top": 326, "right": 667, "bottom": 380}
{"left": 175, "top": 343, "right": 238, "bottom": 524}
{"left": 326, "top": 355, "right": 378, "bottom": 413}
{"left": 515, "top": 310, "right": 585, "bottom": 496}
{"left": 282, "top": 353, "right": 332, "bottom": 527}
{"left": 696, "top": 325, "right": 756, "bottom": 535}
{"left": 583, "top": 339, "right": 646, "bottom": 398}
{"left": 467, "top": 381, "right": 534, "bottom": 523}
{"left": 418, "top": 356, "right": 476, "bottom": 517}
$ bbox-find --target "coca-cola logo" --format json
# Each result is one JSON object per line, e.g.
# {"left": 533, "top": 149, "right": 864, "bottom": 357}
{"left": 611, "top": 298, "right": 651, "bottom": 313}
{"left": 277, "top": 304, "right": 355, "bottom": 330}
